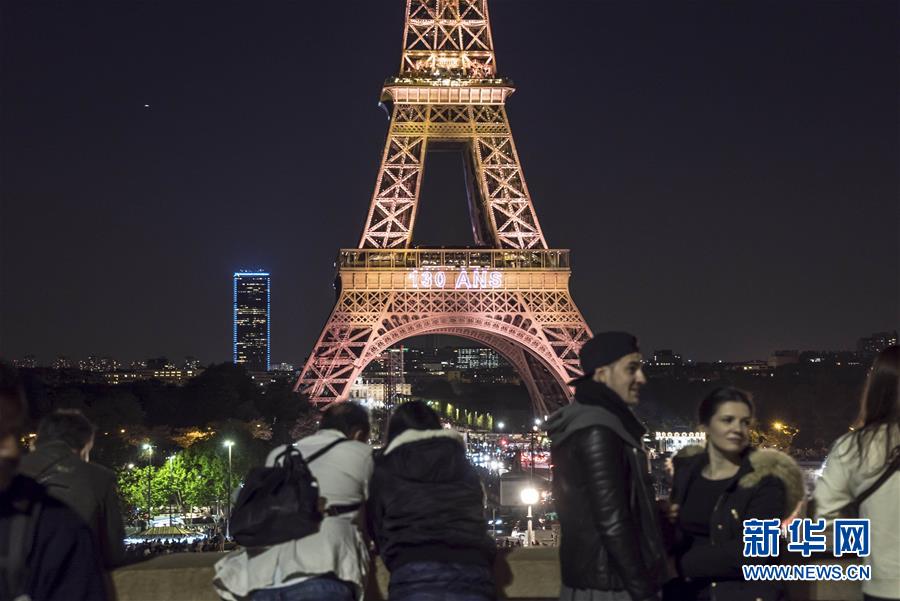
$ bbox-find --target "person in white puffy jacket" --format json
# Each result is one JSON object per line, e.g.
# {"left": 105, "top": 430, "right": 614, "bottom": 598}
{"left": 814, "top": 345, "right": 900, "bottom": 601}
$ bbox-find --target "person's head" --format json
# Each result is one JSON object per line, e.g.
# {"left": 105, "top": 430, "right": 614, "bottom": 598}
{"left": 319, "top": 401, "right": 370, "bottom": 442}
{"left": 385, "top": 401, "right": 442, "bottom": 446}
{"left": 36, "top": 409, "right": 97, "bottom": 462}
{"left": 697, "top": 387, "right": 755, "bottom": 457}
{"left": 0, "top": 362, "right": 27, "bottom": 488}
{"left": 576, "top": 331, "right": 646, "bottom": 405}
{"left": 849, "top": 345, "right": 899, "bottom": 469}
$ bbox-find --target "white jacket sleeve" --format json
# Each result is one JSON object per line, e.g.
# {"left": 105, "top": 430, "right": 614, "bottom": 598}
{"left": 813, "top": 436, "right": 855, "bottom": 519}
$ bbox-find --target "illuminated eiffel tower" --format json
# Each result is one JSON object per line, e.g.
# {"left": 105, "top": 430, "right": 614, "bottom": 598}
{"left": 296, "top": 0, "right": 592, "bottom": 416}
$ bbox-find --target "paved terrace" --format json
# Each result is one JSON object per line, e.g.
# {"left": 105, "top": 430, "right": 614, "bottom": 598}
{"left": 113, "top": 548, "right": 865, "bottom": 601}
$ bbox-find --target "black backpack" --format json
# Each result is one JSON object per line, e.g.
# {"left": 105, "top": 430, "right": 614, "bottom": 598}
{"left": 0, "top": 481, "right": 42, "bottom": 601}
{"left": 229, "top": 438, "right": 349, "bottom": 547}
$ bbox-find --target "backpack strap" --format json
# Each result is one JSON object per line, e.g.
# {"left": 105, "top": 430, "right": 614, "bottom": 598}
{"left": 853, "top": 450, "right": 900, "bottom": 508}
{"left": 304, "top": 438, "right": 350, "bottom": 463}
{"left": 273, "top": 437, "right": 351, "bottom": 468}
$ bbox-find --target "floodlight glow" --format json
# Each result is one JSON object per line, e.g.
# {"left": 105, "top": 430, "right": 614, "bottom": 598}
{"left": 520, "top": 487, "right": 539, "bottom": 505}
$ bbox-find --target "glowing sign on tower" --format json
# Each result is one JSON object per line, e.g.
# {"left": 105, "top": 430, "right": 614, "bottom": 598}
{"left": 408, "top": 269, "right": 502, "bottom": 289}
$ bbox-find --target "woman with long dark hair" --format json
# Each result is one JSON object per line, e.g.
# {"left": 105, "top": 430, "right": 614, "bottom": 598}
{"left": 815, "top": 345, "right": 900, "bottom": 600}
{"left": 664, "top": 387, "right": 805, "bottom": 601}
{"left": 367, "top": 401, "right": 496, "bottom": 601}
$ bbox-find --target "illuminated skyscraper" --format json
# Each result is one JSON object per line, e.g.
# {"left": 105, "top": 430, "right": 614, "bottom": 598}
{"left": 233, "top": 271, "right": 270, "bottom": 372}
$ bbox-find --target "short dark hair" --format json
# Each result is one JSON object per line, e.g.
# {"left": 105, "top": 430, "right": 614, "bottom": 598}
{"left": 386, "top": 401, "right": 442, "bottom": 445}
{"left": 37, "top": 410, "right": 97, "bottom": 451}
{"left": 0, "top": 362, "right": 27, "bottom": 438}
{"left": 697, "top": 386, "right": 755, "bottom": 425}
{"left": 319, "top": 402, "right": 370, "bottom": 440}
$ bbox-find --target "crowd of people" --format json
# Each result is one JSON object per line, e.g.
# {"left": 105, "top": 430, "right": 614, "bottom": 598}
{"left": 0, "top": 335, "right": 897, "bottom": 601}
{"left": 123, "top": 536, "right": 226, "bottom": 560}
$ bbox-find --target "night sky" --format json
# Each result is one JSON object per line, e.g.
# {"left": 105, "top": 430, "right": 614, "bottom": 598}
{"left": 1, "top": 1, "right": 897, "bottom": 366}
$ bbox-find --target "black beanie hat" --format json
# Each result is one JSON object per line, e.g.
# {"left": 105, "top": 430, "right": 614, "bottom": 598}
{"left": 570, "top": 331, "right": 640, "bottom": 384}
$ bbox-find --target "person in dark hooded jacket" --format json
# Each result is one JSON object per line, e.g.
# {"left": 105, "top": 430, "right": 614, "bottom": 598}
{"left": 367, "top": 401, "right": 496, "bottom": 601}
{"left": 18, "top": 410, "right": 126, "bottom": 571}
{"left": 0, "top": 363, "right": 107, "bottom": 601}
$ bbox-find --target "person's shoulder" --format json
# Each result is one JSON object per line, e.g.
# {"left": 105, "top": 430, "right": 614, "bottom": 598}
{"left": 6, "top": 474, "right": 48, "bottom": 504}
{"left": 572, "top": 423, "right": 620, "bottom": 443}
{"left": 83, "top": 460, "right": 117, "bottom": 484}
{"left": 7, "top": 476, "right": 88, "bottom": 528}
{"left": 740, "top": 447, "right": 805, "bottom": 513}
{"left": 671, "top": 444, "right": 705, "bottom": 465}
{"left": 669, "top": 444, "right": 705, "bottom": 478}
{"left": 265, "top": 443, "right": 292, "bottom": 466}
{"left": 342, "top": 439, "right": 373, "bottom": 456}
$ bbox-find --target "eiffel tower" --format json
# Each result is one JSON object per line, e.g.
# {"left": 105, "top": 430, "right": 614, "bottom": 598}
{"left": 295, "top": 0, "right": 592, "bottom": 416}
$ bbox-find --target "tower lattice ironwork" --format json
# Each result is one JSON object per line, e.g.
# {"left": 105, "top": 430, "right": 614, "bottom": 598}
{"left": 296, "top": 0, "right": 592, "bottom": 416}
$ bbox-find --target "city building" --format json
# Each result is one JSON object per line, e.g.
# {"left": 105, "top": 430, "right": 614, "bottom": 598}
{"left": 13, "top": 355, "right": 37, "bottom": 369}
{"left": 104, "top": 368, "right": 201, "bottom": 386}
{"left": 727, "top": 360, "right": 771, "bottom": 375}
{"left": 233, "top": 271, "right": 270, "bottom": 372}
{"left": 857, "top": 331, "right": 898, "bottom": 358}
{"left": 348, "top": 378, "right": 413, "bottom": 405}
{"left": 52, "top": 356, "right": 72, "bottom": 370}
{"left": 650, "top": 349, "right": 683, "bottom": 367}
{"left": 767, "top": 350, "right": 800, "bottom": 368}
{"left": 78, "top": 355, "right": 120, "bottom": 372}
{"left": 456, "top": 347, "right": 501, "bottom": 370}
{"left": 654, "top": 431, "right": 706, "bottom": 454}
{"left": 799, "top": 350, "right": 863, "bottom": 367}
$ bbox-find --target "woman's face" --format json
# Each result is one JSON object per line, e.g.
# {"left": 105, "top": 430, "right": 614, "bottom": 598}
{"left": 703, "top": 400, "right": 752, "bottom": 455}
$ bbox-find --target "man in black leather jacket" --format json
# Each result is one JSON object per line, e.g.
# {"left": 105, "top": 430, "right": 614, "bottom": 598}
{"left": 547, "top": 332, "right": 667, "bottom": 601}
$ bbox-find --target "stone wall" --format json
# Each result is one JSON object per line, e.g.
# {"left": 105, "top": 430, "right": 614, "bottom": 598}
{"left": 112, "top": 548, "right": 864, "bottom": 601}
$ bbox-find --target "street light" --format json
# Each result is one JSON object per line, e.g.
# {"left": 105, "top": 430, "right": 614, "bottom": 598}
{"left": 530, "top": 421, "right": 541, "bottom": 480}
{"left": 142, "top": 444, "right": 154, "bottom": 524}
{"left": 496, "top": 421, "right": 505, "bottom": 431}
{"left": 520, "top": 487, "right": 539, "bottom": 547}
{"left": 166, "top": 455, "right": 176, "bottom": 526}
{"left": 223, "top": 440, "right": 235, "bottom": 539}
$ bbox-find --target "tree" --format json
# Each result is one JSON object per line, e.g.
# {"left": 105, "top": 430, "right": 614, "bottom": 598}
{"left": 87, "top": 390, "right": 145, "bottom": 432}
{"left": 255, "top": 381, "right": 312, "bottom": 444}
{"left": 180, "top": 446, "right": 229, "bottom": 509}
{"left": 181, "top": 363, "right": 260, "bottom": 426}
{"left": 118, "top": 465, "right": 162, "bottom": 516}
{"left": 48, "top": 387, "right": 88, "bottom": 412}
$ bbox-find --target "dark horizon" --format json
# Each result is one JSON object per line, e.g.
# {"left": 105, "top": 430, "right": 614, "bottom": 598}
{"left": 2, "top": 1, "right": 897, "bottom": 366}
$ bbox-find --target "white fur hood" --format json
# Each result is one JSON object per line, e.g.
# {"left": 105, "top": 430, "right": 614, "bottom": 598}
{"left": 384, "top": 427, "right": 465, "bottom": 455}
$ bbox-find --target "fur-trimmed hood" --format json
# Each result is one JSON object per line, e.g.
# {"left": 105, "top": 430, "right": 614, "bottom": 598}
{"left": 383, "top": 427, "right": 464, "bottom": 455}
{"left": 380, "top": 428, "right": 468, "bottom": 483}
{"left": 674, "top": 444, "right": 805, "bottom": 518}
